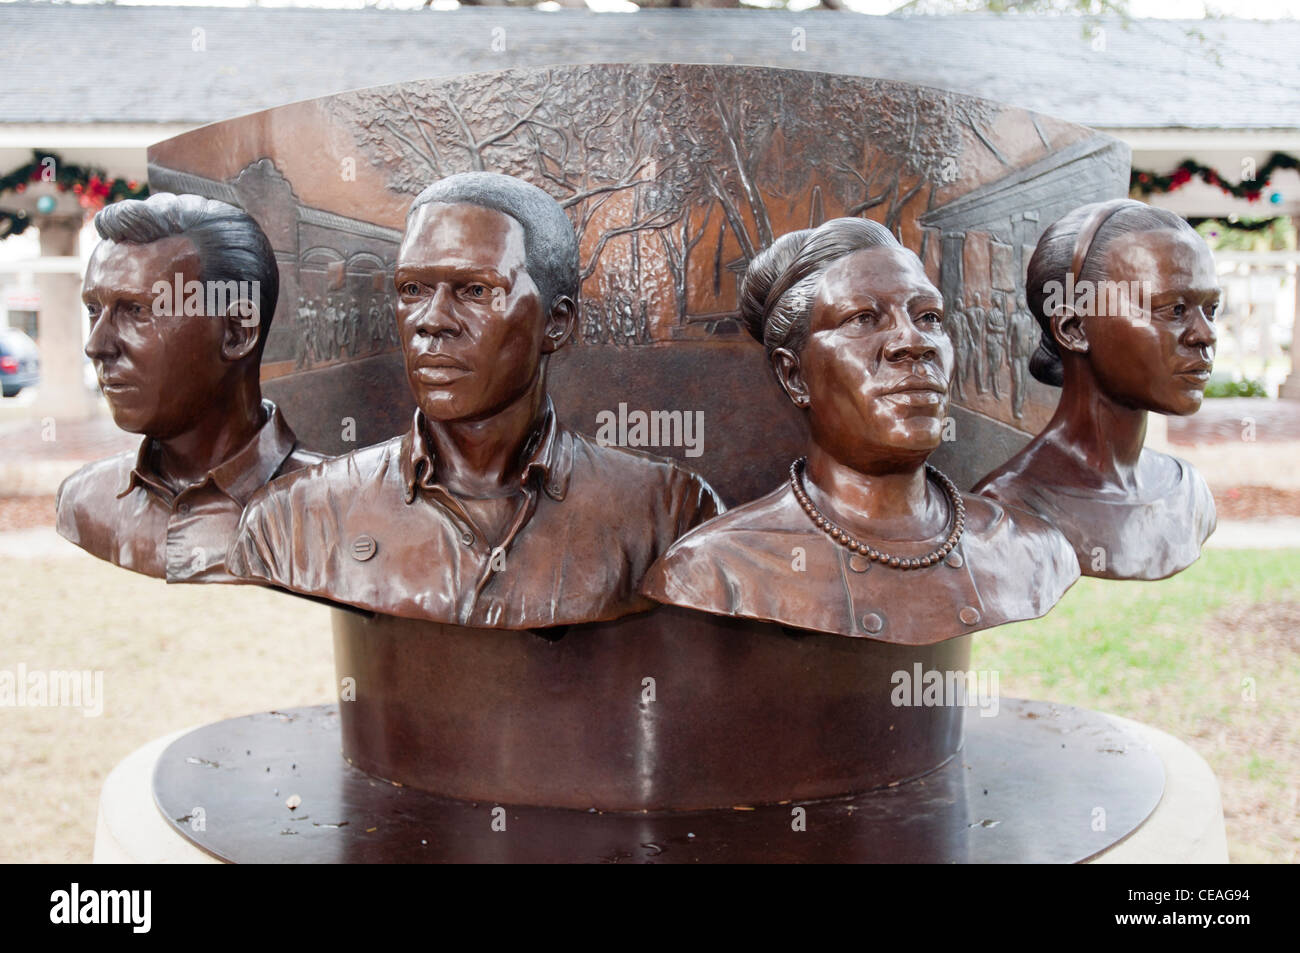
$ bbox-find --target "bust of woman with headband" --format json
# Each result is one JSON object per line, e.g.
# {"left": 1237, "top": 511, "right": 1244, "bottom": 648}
{"left": 974, "top": 199, "right": 1220, "bottom": 580}
{"left": 641, "top": 217, "right": 1078, "bottom": 644}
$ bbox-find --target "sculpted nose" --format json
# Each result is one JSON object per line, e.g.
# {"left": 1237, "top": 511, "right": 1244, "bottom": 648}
{"left": 1185, "top": 306, "right": 1217, "bottom": 354}
{"left": 415, "top": 284, "right": 463, "bottom": 339}
{"left": 883, "top": 315, "right": 937, "bottom": 364}
{"left": 84, "top": 308, "right": 118, "bottom": 361}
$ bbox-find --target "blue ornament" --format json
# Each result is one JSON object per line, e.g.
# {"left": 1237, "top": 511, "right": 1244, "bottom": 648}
{"left": 35, "top": 194, "right": 56, "bottom": 214}
{"left": 1269, "top": 192, "right": 1283, "bottom": 204}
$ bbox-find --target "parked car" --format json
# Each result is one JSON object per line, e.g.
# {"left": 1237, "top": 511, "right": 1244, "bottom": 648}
{"left": 0, "top": 328, "right": 40, "bottom": 397}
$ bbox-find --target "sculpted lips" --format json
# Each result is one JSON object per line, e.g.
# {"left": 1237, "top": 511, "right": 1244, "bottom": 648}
{"left": 97, "top": 370, "right": 137, "bottom": 395}
{"left": 413, "top": 353, "right": 471, "bottom": 385}
{"left": 881, "top": 375, "right": 948, "bottom": 407}
{"left": 1174, "top": 362, "right": 1213, "bottom": 384}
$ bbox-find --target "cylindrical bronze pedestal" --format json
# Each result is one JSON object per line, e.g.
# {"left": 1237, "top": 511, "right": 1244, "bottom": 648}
{"left": 332, "top": 605, "right": 970, "bottom": 811}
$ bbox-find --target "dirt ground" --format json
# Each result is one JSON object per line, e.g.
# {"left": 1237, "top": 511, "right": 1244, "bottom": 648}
{"left": 0, "top": 543, "right": 334, "bottom": 863}
{"left": 1212, "top": 486, "right": 1300, "bottom": 520}
{"left": 0, "top": 496, "right": 57, "bottom": 532}
{"left": 1202, "top": 601, "right": 1300, "bottom": 864}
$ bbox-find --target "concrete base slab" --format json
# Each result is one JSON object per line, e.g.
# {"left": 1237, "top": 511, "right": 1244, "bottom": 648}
{"left": 93, "top": 727, "right": 221, "bottom": 865}
{"left": 1089, "top": 713, "right": 1229, "bottom": 864}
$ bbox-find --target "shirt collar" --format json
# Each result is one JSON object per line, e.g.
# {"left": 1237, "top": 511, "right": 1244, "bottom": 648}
{"left": 117, "top": 399, "right": 299, "bottom": 506}
{"left": 400, "top": 396, "right": 572, "bottom": 505}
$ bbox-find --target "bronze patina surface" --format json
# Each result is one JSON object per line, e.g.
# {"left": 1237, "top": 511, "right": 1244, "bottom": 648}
{"left": 975, "top": 199, "right": 1220, "bottom": 580}
{"left": 331, "top": 606, "right": 970, "bottom": 811}
{"left": 151, "top": 699, "right": 1164, "bottom": 864}
{"left": 146, "top": 64, "right": 1132, "bottom": 496}
{"left": 138, "top": 67, "right": 1157, "bottom": 839}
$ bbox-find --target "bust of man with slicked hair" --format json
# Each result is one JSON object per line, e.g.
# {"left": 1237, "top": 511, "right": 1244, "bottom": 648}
{"left": 56, "top": 192, "right": 322, "bottom": 584}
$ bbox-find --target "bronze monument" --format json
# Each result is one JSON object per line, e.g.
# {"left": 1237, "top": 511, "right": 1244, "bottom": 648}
{"left": 641, "top": 218, "right": 1079, "bottom": 643}
{"left": 66, "top": 66, "right": 1176, "bottom": 861}
{"left": 56, "top": 193, "right": 321, "bottom": 584}
{"left": 228, "top": 172, "right": 722, "bottom": 627}
{"left": 974, "top": 199, "right": 1220, "bottom": 580}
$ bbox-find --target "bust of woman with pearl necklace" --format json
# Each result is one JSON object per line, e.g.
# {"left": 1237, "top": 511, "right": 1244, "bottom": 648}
{"left": 640, "top": 217, "right": 1079, "bottom": 644}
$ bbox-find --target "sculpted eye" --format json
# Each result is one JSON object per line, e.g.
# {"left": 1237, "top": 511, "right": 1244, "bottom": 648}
{"left": 399, "top": 281, "right": 422, "bottom": 297}
{"left": 463, "top": 284, "right": 489, "bottom": 300}
{"left": 1205, "top": 302, "right": 1219, "bottom": 321}
{"left": 919, "top": 311, "right": 942, "bottom": 325}
{"left": 1171, "top": 303, "right": 1187, "bottom": 318}
{"left": 850, "top": 311, "right": 877, "bottom": 326}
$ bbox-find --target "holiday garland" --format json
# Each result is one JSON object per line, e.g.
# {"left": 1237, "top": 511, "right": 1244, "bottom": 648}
{"left": 0, "top": 150, "right": 149, "bottom": 237}
{"left": 1131, "top": 151, "right": 1298, "bottom": 203}
{"left": 1188, "top": 216, "right": 1281, "bottom": 234}
{"left": 5, "top": 148, "right": 1291, "bottom": 237}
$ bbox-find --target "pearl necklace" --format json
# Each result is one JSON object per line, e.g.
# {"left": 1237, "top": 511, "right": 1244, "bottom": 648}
{"left": 788, "top": 457, "right": 965, "bottom": 570}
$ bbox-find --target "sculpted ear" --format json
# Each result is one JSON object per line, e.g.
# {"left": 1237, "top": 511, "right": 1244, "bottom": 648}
{"left": 1052, "top": 303, "right": 1088, "bottom": 356}
{"left": 541, "top": 295, "right": 576, "bottom": 354}
{"left": 773, "top": 347, "right": 809, "bottom": 409}
{"left": 220, "top": 297, "right": 261, "bottom": 363}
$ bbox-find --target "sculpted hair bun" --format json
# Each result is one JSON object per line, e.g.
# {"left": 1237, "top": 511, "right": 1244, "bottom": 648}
{"left": 739, "top": 230, "right": 814, "bottom": 347}
{"left": 739, "top": 218, "right": 901, "bottom": 357}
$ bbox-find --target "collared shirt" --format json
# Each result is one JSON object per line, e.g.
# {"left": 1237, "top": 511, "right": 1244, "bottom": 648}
{"left": 55, "top": 400, "right": 322, "bottom": 584}
{"left": 641, "top": 482, "right": 1079, "bottom": 645}
{"left": 227, "top": 400, "right": 724, "bottom": 628}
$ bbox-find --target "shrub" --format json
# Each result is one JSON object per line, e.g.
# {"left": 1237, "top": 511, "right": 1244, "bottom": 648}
{"left": 1204, "top": 378, "right": 1269, "bottom": 398}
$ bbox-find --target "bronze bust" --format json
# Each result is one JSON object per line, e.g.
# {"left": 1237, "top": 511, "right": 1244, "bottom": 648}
{"left": 641, "top": 218, "right": 1079, "bottom": 644}
{"left": 229, "top": 172, "right": 722, "bottom": 628}
{"left": 55, "top": 193, "right": 321, "bottom": 584}
{"left": 973, "top": 199, "right": 1220, "bottom": 580}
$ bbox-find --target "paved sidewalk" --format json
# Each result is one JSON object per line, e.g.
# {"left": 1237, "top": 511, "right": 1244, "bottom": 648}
{"left": 0, "top": 526, "right": 70, "bottom": 558}
{"left": 0, "top": 412, "right": 136, "bottom": 460}
{"left": 0, "top": 412, "right": 136, "bottom": 496}
{"left": 1204, "top": 518, "right": 1300, "bottom": 550}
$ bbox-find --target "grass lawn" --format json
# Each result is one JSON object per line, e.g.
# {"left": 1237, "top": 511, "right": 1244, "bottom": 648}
{"left": 976, "top": 548, "right": 1300, "bottom": 863}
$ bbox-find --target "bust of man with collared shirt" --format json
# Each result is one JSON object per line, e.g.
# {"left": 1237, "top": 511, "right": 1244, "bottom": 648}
{"left": 55, "top": 193, "right": 322, "bottom": 584}
{"left": 228, "top": 171, "right": 722, "bottom": 628}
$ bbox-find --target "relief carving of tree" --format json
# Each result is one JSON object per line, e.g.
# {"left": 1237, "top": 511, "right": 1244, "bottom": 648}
{"left": 335, "top": 65, "right": 1002, "bottom": 341}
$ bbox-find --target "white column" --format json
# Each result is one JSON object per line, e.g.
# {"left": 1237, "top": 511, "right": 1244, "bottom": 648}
{"left": 34, "top": 214, "right": 95, "bottom": 420}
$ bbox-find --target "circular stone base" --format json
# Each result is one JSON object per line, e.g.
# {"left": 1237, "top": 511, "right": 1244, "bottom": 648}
{"left": 144, "top": 699, "right": 1172, "bottom": 863}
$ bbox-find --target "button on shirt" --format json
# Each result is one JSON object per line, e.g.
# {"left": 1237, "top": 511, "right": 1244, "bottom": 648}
{"left": 227, "top": 400, "right": 724, "bottom": 629}
{"left": 55, "top": 400, "right": 322, "bottom": 584}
